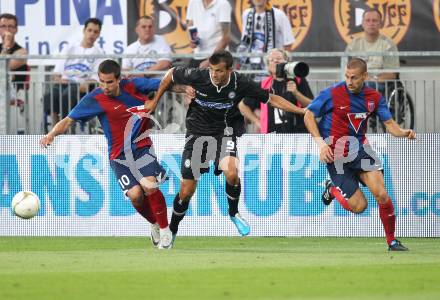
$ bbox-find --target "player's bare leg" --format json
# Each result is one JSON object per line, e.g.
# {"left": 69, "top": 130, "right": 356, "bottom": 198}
{"left": 347, "top": 189, "right": 368, "bottom": 213}
{"left": 126, "top": 185, "right": 160, "bottom": 247}
{"left": 360, "top": 171, "right": 408, "bottom": 251}
{"left": 169, "top": 179, "right": 197, "bottom": 239}
{"left": 127, "top": 185, "right": 156, "bottom": 223}
{"left": 322, "top": 181, "right": 367, "bottom": 213}
{"left": 220, "top": 156, "right": 250, "bottom": 236}
{"left": 140, "top": 176, "right": 172, "bottom": 249}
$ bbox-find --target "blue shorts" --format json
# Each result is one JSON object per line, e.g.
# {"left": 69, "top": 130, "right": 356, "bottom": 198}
{"left": 110, "top": 146, "right": 166, "bottom": 194}
{"left": 326, "top": 146, "right": 383, "bottom": 198}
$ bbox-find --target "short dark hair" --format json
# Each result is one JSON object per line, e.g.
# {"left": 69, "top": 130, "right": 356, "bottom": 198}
{"left": 0, "top": 13, "right": 18, "bottom": 26}
{"left": 98, "top": 59, "right": 121, "bottom": 79}
{"left": 84, "top": 18, "right": 102, "bottom": 30}
{"left": 362, "top": 8, "right": 382, "bottom": 20}
{"left": 136, "top": 15, "right": 154, "bottom": 27}
{"left": 209, "top": 50, "right": 234, "bottom": 68}
{"left": 347, "top": 57, "right": 367, "bottom": 73}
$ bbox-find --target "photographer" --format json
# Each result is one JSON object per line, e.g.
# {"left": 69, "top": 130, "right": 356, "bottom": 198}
{"left": 239, "top": 48, "right": 313, "bottom": 133}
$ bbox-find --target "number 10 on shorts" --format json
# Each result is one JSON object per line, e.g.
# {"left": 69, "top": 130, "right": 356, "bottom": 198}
{"left": 118, "top": 174, "right": 131, "bottom": 194}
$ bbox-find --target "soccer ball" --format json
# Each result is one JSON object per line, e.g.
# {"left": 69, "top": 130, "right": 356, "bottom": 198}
{"left": 11, "top": 191, "right": 40, "bottom": 219}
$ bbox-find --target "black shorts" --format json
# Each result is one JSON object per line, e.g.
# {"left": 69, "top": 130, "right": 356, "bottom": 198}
{"left": 326, "top": 146, "right": 383, "bottom": 199}
{"left": 181, "top": 134, "right": 238, "bottom": 180}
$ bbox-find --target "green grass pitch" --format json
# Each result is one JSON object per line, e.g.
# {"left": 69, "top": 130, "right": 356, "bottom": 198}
{"left": 0, "top": 237, "right": 439, "bottom": 300}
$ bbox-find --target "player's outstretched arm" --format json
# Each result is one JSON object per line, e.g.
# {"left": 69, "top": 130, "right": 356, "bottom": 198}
{"left": 304, "top": 110, "right": 334, "bottom": 163}
{"left": 39, "top": 117, "right": 75, "bottom": 148}
{"left": 268, "top": 94, "right": 305, "bottom": 115}
{"left": 144, "top": 68, "right": 175, "bottom": 112}
{"left": 383, "top": 119, "right": 416, "bottom": 139}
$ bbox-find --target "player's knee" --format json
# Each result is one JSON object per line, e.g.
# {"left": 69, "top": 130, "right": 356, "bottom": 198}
{"left": 374, "top": 190, "right": 389, "bottom": 204}
{"left": 350, "top": 201, "right": 368, "bottom": 214}
{"left": 180, "top": 184, "right": 196, "bottom": 201}
{"left": 224, "top": 169, "right": 239, "bottom": 185}
{"left": 126, "top": 188, "right": 144, "bottom": 207}
{"left": 143, "top": 187, "right": 158, "bottom": 196}
{"left": 352, "top": 201, "right": 368, "bottom": 214}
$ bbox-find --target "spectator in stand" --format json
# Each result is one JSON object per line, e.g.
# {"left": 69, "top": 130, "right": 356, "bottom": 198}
{"left": 239, "top": 48, "right": 312, "bottom": 133}
{"left": 43, "top": 17, "right": 104, "bottom": 128}
{"left": 123, "top": 16, "right": 172, "bottom": 78}
{"left": 0, "top": 13, "right": 29, "bottom": 118}
{"left": 345, "top": 8, "right": 399, "bottom": 96}
{"left": 186, "top": 0, "right": 231, "bottom": 68}
{"left": 0, "top": 13, "right": 28, "bottom": 88}
{"left": 238, "top": 0, "right": 294, "bottom": 73}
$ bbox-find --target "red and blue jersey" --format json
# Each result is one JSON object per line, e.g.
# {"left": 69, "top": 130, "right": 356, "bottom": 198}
{"left": 307, "top": 81, "right": 392, "bottom": 156}
{"left": 68, "top": 77, "right": 160, "bottom": 160}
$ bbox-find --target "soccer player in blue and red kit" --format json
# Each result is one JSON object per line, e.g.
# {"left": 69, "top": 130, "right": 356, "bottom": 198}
{"left": 40, "top": 59, "right": 173, "bottom": 249}
{"left": 304, "top": 58, "right": 416, "bottom": 251}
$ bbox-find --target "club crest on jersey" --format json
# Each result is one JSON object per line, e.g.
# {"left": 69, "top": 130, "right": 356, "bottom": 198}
{"left": 228, "top": 91, "right": 236, "bottom": 99}
{"left": 347, "top": 112, "right": 368, "bottom": 133}
{"left": 368, "top": 101, "right": 375, "bottom": 112}
{"left": 184, "top": 159, "right": 191, "bottom": 168}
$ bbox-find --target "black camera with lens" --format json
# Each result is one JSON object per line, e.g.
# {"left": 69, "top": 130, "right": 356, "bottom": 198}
{"left": 275, "top": 62, "right": 309, "bottom": 79}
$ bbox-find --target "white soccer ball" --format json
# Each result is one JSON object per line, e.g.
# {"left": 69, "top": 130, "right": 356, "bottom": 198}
{"left": 11, "top": 191, "right": 40, "bottom": 219}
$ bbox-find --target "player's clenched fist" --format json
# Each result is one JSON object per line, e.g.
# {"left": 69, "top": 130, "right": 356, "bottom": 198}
{"left": 39, "top": 134, "right": 54, "bottom": 148}
{"left": 405, "top": 129, "right": 416, "bottom": 140}
{"left": 319, "top": 144, "right": 334, "bottom": 164}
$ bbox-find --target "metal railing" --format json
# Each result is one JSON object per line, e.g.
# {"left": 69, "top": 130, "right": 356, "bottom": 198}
{"left": 1, "top": 51, "right": 440, "bottom": 135}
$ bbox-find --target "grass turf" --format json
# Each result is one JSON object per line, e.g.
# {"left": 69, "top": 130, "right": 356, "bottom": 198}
{"left": 0, "top": 237, "right": 439, "bottom": 300}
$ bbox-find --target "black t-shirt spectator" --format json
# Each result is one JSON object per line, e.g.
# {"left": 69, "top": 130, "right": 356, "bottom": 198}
{"left": 0, "top": 42, "right": 29, "bottom": 89}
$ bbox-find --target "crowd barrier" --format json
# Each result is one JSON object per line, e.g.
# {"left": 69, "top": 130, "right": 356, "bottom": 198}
{"left": 1, "top": 51, "right": 440, "bottom": 135}
{"left": 0, "top": 134, "right": 438, "bottom": 237}
{"left": 4, "top": 76, "right": 433, "bottom": 135}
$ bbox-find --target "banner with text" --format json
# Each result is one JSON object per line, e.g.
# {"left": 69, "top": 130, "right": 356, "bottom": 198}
{"left": 0, "top": 0, "right": 127, "bottom": 58}
{"left": 0, "top": 134, "right": 438, "bottom": 237}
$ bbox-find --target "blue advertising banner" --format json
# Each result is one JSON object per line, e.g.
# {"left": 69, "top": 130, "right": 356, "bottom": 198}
{"left": 0, "top": 134, "right": 438, "bottom": 237}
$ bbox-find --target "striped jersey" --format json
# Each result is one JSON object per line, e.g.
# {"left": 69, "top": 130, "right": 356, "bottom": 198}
{"left": 68, "top": 77, "right": 160, "bottom": 160}
{"left": 307, "top": 81, "right": 392, "bottom": 156}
